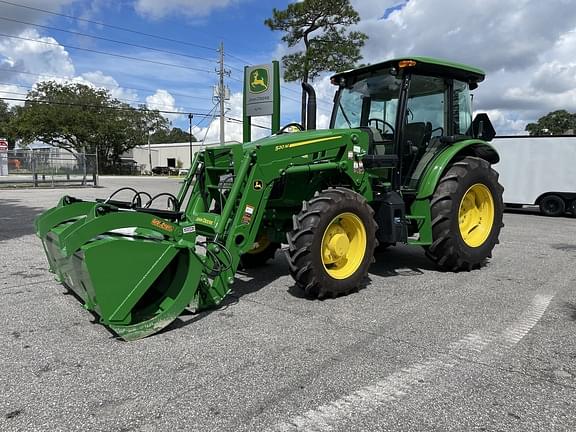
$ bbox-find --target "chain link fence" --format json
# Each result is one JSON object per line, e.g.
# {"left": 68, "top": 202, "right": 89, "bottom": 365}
{"left": 0, "top": 149, "right": 98, "bottom": 187}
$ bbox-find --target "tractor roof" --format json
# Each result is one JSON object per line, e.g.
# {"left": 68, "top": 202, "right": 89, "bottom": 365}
{"left": 331, "top": 56, "right": 485, "bottom": 85}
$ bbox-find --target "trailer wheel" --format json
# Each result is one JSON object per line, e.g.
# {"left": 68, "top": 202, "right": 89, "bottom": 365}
{"left": 240, "top": 235, "right": 280, "bottom": 268}
{"left": 426, "top": 157, "right": 504, "bottom": 271}
{"left": 539, "top": 195, "right": 565, "bottom": 217}
{"left": 287, "top": 187, "right": 377, "bottom": 298}
{"left": 569, "top": 200, "right": 576, "bottom": 217}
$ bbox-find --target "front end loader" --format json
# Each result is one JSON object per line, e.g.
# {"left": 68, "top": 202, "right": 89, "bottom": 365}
{"left": 36, "top": 57, "right": 504, "bottom": 340}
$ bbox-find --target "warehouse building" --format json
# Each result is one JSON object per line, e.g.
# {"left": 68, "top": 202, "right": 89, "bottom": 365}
{"left": 126, "top": 140, "right": 239, "bottom": 173}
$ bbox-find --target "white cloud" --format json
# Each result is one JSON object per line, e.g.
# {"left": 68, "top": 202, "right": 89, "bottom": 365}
{"left": 347, "top": 0, "right": 576, "bottom": 133}
{"left": 0, "top": 29, "right": 75, "bottom": 83}
{"left": 78, "top": 71, "right": 138, "bottom": 101}
{"left": 476, "top": 109, "right": 529, "bottom": 136}
{"left": 191, "top": 92, "right": 271, "bottom": 143}
{"left": 0, "top": 83, "right": 26, "bottom": 107}
{"left": 146, "top": 89, "right": 182, "bottom": 122}
{"left": 0, "top": 1, "right": 78, "bottom": 34}
{"left": 133, "top": 0, "right": 245, "bottom": 19}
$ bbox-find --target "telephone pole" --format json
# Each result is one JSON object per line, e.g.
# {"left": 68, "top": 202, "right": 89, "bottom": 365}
{"left": 216, "top": 41, "right": 230, "bottom": 145}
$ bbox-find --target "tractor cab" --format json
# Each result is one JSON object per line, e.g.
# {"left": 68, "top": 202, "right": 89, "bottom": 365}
{"left": 329, "top": 57, "right": 495, "bottom": 191}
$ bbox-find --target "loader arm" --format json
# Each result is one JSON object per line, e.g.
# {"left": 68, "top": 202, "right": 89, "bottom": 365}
{"left": 36, "top": 129, "right": 372, "bottom": 340}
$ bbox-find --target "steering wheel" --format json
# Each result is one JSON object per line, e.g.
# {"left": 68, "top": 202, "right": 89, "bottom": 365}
{"left": 431, "top": 126, "right": 444, "bottom": 136}
{"left": 278, "top": 122, "right": 304, "bottom": 134}
{"left": 368, "top": 118, "right": 394, "bottom": 135}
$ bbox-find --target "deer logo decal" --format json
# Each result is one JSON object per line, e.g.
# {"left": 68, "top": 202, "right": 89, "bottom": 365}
{"left": 249, "top": 68, "right": 269, "bottom": 93}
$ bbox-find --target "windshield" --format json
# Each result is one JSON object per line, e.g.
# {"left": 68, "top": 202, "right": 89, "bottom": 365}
{"left": 333, "top": 73, "right": 402, "bottom": 134}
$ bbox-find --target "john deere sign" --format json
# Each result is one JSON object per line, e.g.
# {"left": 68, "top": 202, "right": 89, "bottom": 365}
{"left": 243, "top": 61, "right": 280, "bottom": 142}
{"left": 245, "top": 64, "right": 275, "bottom": 116}
{"left": 249, "top": 68, "right": 269, "bottom": 94}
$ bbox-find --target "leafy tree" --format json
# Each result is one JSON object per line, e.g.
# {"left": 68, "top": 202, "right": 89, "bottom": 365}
{"left": 265, "top": 0, "right": 368, "bottom": 125}
{"left": 525, "top": 110, "right": 576, "bottom": 136}
{"left": 12, "top": 81, "right": 169, "bottom": 173}
{"left": 0, "top": 100, "right": 16, "bottom": 150}
{"left": 150, "top": 127, "right": 197, "bottom": 144}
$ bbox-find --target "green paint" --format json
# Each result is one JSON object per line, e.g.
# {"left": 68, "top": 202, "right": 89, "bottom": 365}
{"left": 36, "top": 56, "right": 500, "bottom": 341}
{"left": 416, "top": 140, "right": 498, "bottom": 199}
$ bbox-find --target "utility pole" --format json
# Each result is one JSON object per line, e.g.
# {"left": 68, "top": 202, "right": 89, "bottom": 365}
{"left": 188, "top": 113, "right": 193, "bottom": 167}
{"left": 216, "top": 41, "right": 230, "bottom": 145}
{"left": 147, "top": 131, "right": 152, "bottom": 175}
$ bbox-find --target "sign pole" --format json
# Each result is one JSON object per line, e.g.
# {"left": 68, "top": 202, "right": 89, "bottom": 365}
{"left": 243, "top": 66, "right": 250, "bottom": 143}
{"left": 271, "top": 61, "right": 280, "bottom": 135}
{"left": 0, "top": 138, "right": 8, "bottom": 176}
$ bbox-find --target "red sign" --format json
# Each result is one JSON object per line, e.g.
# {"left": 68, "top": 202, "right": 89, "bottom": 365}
{"left": 0, "top": 139, "right": 7, "bottom": 151}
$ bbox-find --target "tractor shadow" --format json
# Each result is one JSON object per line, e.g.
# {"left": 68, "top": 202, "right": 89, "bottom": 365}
{"left": 369, "top": 244, "right": 438, "bottom": 277}
{"left": 284, "top": 244, "right": 439, "bottom": 300}
{"left": 0, "top": 199, "right": 46, "bottom": 241}
{"left": 158, "top": 254, "right": 289, "bottom": 335}
{"left": 152, "top": 246, "right": 437, "bottom": 337}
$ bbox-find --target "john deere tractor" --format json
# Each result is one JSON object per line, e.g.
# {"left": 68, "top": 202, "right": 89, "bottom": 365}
{"left": 36, "top": 57, "right": 503, "bottom": 340}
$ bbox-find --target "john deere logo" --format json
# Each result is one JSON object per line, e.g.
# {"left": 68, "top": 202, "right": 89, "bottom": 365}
{"left": 250, "top": 68, "right": 269, "bottom": 94}
{"left": 253, "top": 180, "right": 263, "bottom": 190}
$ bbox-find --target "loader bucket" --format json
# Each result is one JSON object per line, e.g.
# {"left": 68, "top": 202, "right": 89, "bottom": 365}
{"left": 36, "top": 200, "right": 205, "bottom": 341}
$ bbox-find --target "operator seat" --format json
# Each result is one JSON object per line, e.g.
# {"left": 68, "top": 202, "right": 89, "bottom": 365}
{"left": 404, "top": 122, "right": 432, "bottom": 154}
{"left": 402, "top": 122, "right": 432, "bottom": 180}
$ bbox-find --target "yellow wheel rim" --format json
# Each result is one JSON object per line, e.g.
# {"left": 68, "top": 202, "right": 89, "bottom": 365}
{"left": 458, "top": 183, "right": 495, "bottom": 247}
{"left": 248, "top": 234, "right": 270, "bottom": 254}
{"left": 321, "top": 212, "right": 367, "bottom": 279}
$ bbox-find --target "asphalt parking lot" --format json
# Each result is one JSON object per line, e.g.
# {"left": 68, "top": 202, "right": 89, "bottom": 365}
{"left": 1, "top": 177, "right": 576, "bottom": 432}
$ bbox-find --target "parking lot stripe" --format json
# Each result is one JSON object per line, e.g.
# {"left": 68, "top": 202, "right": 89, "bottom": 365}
{"left": 269, "top": 294, "right": 554, "bottom": 432}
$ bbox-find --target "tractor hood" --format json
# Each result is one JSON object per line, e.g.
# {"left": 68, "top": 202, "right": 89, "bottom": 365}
{"left": 243, "top": 129, "right": 358, "bottom": 152}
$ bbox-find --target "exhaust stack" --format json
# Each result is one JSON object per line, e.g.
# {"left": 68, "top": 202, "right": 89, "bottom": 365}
{"left": 301, "top": 82, "right": 317, "bottom": 130}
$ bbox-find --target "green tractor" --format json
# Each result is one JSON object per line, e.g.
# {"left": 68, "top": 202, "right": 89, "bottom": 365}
{"left": 36, "top": 57, "right": 503, "bottom": 340}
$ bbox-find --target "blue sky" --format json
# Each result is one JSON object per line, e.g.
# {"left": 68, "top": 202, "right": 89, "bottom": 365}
{"left": 1, "top": 0, "right": 576, "bottom": 141}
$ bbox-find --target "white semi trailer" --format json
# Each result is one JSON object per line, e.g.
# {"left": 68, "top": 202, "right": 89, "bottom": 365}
{"left": 490, "top": 136, "right": 576, "bottom": 216}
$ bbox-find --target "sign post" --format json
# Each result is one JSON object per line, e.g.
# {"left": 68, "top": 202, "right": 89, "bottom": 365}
{"left": 243, "top": 61, "right": 280, "bottom": 143}
{"left": 0, "top": 138, "right": 8, "bottom": 176}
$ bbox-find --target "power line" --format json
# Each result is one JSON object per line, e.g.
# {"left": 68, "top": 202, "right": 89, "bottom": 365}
{"left": 0, "top": 33, "right": 215, "bottom": 73}
{"left": 225, "top": 52, "right": 253, "bottom": 65}
{"left": 0, "top": 90, "right": 28, "bottom": 97}
{"left": 192, "top": 104, "right": 219, "bottom": 130}
{"left": 0, "top": 96, "right": 213, "bottom": 116}
{"left": 0, "top": 67, "right": 213, "bottom": 101}
{"left": 226, "top": 116, "right": 271, "bottom": 131}
{"left": 0, "top": 0, "right": 217, "bottom": 52}
{"left": 224, "top": 62, "right": 246, "bottom": 74}
{"left": 0, "top": 81, "right": 210, "bottom": 112}
{"left": 0, "top": 16, "right": 217, "bottom": 63}
{"left": 0, "top": 81, "right": 29, "bottom": 89}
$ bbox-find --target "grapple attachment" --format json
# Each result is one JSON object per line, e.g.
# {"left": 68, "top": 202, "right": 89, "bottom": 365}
{"left": 35, "top": 141, "right": 290, "bottom": 340}
{"left": 35, "top": 194, "right": 214, "bottom": 341}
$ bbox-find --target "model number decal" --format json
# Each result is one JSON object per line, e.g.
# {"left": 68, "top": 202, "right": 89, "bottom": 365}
{"left": 151, "top": 218, "right": 175, "bottom": 233}
{"left": 274, "top": 136, "right": 342, "bottom": 152}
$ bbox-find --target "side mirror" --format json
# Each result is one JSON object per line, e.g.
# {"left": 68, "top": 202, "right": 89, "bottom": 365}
{"left": 471, "top": 113, "right": 496, "bottom": 141}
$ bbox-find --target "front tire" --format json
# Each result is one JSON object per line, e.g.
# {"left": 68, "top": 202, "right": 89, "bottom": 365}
{"left": 287, "top": 187, "right": 377, "bottom": 298}
{"left": 426, "top": 157, "right": 504, "bottom": 271}
{"left": 240, "top": 236, "right": 280, "bottom": 268}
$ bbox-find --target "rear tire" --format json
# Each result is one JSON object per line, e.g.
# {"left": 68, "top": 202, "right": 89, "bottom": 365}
{"left": 287, "top": 187, "right": 377, "bottom": 298}
{"left": 539, "top": 195, "right": 565, "bottom": 217}
{"left": 426, "top": 157, "right": 504, "bottom": 271}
